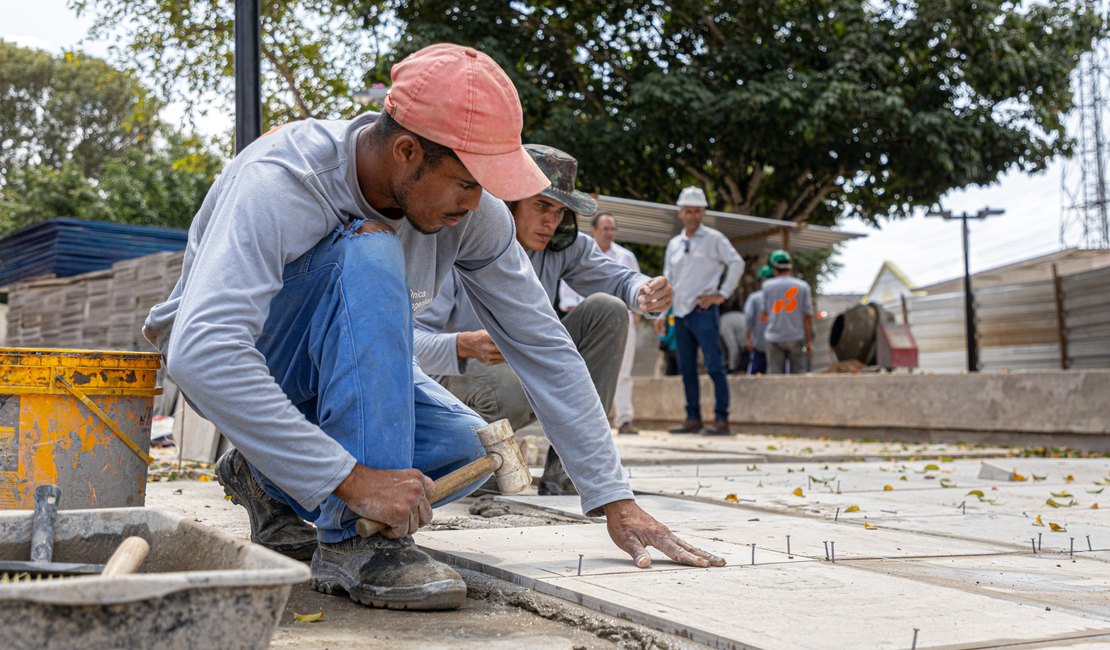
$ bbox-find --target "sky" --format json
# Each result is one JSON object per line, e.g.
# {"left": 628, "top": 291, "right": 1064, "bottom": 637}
{"left": 1, "top": 1, "right": 1095, "bottom": 294}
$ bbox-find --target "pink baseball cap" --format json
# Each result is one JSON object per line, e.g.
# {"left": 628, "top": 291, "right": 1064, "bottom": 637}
{"left": 384, "top": 43, "right": 549, "bottom": 202}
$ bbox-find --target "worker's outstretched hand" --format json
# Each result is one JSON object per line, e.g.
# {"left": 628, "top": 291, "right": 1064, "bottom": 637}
{"left": 334, "top": 465, "right": 435, "bottom": 538}
{"left": 603, "top": 499, "right": 726, "bottom": 568}
{"left": 637, "top": 276, "right": 672, "bottom": 314}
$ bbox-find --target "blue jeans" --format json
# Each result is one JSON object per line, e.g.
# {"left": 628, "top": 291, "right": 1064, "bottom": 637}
{"left": 748, "top": 349, "right": 767, "bottom": 375}
{"left": 247, "top": 221, "right": 487, "bottom": 543}
{"left": 674, "top": 306, "right": 729, "bottom": 422}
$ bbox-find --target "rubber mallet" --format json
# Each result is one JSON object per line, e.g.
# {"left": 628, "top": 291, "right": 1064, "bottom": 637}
{"left": 356, "top": 419, "right": 530, "bottom": 537}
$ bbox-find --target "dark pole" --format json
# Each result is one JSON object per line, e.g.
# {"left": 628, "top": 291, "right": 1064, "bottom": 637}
{"left": 961, "top": 214, "right": 977, "bottom": 372}
{"left": 927, "top": 207, "right": 1004, "bottom": 373}
{"left": 234, "top": 0, "right": 261, "bottom": 154}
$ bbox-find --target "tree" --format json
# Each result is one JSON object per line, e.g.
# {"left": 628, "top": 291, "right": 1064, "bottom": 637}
{"left": 73, "top": 1, "right": 1104, "bottom": 227}
{"left": 0, "top": 40, "right": 159, "bottom": 181}
{"left": 392, "top": 1, "right": 1105, "bottom": 227}
{"left": 0, "top": 43, "right": 223, "bottom": 235}
{"left": 69, "top": 0, "right": 393, "bottom": 129}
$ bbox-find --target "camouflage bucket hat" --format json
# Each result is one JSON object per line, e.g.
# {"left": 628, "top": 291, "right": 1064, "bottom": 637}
{"left": 524, "top": 144, "right": 598, "bottom": 217}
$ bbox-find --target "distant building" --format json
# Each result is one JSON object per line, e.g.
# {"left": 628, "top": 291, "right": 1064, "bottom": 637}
{"left": 919, "top": 248, "right": 1110, "bottom": 294}
{"left": 862, "top": 261, "right": 920, "bottom": 305}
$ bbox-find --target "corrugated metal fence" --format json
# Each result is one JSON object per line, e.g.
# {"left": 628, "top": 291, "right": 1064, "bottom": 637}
{"left": 883, "top": 265, "right": 1110, "bottom": 372}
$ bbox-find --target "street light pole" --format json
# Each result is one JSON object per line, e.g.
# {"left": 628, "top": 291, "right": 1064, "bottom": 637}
{"left": 234, "top": 0, "right": 261, "bottom": 154}
{"left": 926, "top": 207, "right": 1005, "bottom": 373}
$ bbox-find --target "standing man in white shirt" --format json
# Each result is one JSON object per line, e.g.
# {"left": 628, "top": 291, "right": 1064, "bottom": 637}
{"left": 655, "top": 187, "right": 744, "bottom": 435}
{"left": 559, "top": 213, "right": 642, "bottom": 434}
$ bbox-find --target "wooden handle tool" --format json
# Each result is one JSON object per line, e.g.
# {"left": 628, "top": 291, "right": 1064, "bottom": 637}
{"left": 101, "top": 536, "right": 150, "bottom": 577}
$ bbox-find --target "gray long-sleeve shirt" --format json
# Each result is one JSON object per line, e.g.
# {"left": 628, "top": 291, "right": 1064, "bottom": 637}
{"left": 143, "top": 112, "right": 632, "bottom": 516}
{"left": 663, "top": 225, "right": 744, "bottom": 318}
{"left": 414, "top": 233, "right": 652, "bottom": 375}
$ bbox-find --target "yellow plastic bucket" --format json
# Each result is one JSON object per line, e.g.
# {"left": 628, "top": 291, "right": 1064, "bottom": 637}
{"left": 0, "top": 348, "right": 162, "bottom": 510}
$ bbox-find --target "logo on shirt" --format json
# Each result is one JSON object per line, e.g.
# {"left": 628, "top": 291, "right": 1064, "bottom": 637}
{"left": 410, "top": 289, "right": 432, "bottom": 312}
{"left": 773, "top": 287, "right": 800, "bottom": 314}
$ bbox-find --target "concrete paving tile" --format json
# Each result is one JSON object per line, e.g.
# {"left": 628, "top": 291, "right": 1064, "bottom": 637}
{"left": 877, "top": 513, "right": 1110, "bottom": 554}
{"left": 862, "top": 554, "right": 1110, "bottom": 621}
{"left": 499, "top": 495, "right": 1015, "bottom": 561}
{"left": 421, "top": 525, "right": 1110, "bottom": 650}
{"left": 416, "top": 524, "right": 750, "bottom": 580}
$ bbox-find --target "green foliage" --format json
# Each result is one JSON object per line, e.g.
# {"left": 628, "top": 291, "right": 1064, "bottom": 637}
{"left": 391, "top": 1, "right": 1104, "bottom": 226}
{"left": 70, "top": 0, "right": 392, "bottom": 134}
{"left": 0, "top": 42, "right": 224, "bottom": 235}
{"left": 0, "top": 130, "right": 223, "bottom": 234}
{"left": 0, "top": 40, "right": 159, "bottom": 180}
{"left": 68, "top": 0, "right": 1105, "bottom": 235}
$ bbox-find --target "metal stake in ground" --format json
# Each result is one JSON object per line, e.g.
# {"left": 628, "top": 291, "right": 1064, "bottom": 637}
{"left": 1070, "top": 538, "right": 1074, "bottom": 557}
{"left": 834, "top": 507, "right": 840, "bottom": 522}
{"left": 577, "top": 554, "right": 583, "bottom": 577}
{"left": 830, "top": 541, "right": 835, "bottom": 563}
{"left": 1088, "top": 535, "right": 1093, "bottom": 552}
{"left": 786, "top": 535, "right": 791, "bottom": 556}
{"left": 823, "top": 541, "right": 830, "bottom": 561}
{"left": 1038, "top": 532, "right": 1043, "bottom": 551}
{"left": 911, "top": 628, "right": 920, "bottom": 650}
{"left": 1031, "top": 538, "right": 1037, "bottom": 554}
{"left": 750, "top": 544, "right": 755, "bottom": 566}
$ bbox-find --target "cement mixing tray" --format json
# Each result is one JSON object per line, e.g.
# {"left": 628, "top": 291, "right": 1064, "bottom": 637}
{"left": 0, "top": 507, "right": 310, "bottom": 649}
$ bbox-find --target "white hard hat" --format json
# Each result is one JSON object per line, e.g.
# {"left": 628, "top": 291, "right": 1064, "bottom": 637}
{"left": 676, "top": 186, "right": 708, "bottom": 208}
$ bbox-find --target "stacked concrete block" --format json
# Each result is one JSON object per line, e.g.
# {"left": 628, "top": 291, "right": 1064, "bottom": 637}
{"left": 3, "top": 252, "right": 184, "bottom": 352}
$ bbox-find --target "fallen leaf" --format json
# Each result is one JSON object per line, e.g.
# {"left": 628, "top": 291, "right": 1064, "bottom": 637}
{"left": 1091, "top": 503, "right": 1100, "bottom": 510}
{"left": 966, "top": 490, "right": 985, "bottom": 498}
{"left": 1012, "top": 470, "right": 1028, "bottom": 482}
{"left": 883, "top": 485, "right": 893, "bottom": 491}
{"left": 1048, "top": 522, "right": 1066, "bottom": 532}
{"left": 792, "top": 487, "right": 804, "bottom": 497}
{"left": 1066, "top": 475, "right": 1075, "bottom": 483}
{"left": 724, "top": 494, "right": 738, "bottom": 503}
{"left": 899, "top": 476, "right": 908, "bottom": 481}
{"left": 1046, "top": 498, "right": 1075, "bottom": 508}
{"left": 197, "top": 475, "right": 212, "bottom": 482}
{"left": 940, "top": 457, "right": 954, "bottom": 463}
{"left": 294, "top": 611, "right": 324, "bottom": 623}
{"left": 864, "top": 522, "right": 877, "bottom": 529}
{"left": 767, "top": 445, "right": 778, "bottom": 451}
{"left": 939, "top": 478, "right": 957, "bottom": 488}
{"left": 923, "top": 463, "right": 940, "bottom": 471}
{"left": 1051, "top": 491, "right": 1073, "bottom": 498}
{"left": 844, "top": 505, "right": 860, "bottom": 513}
{"left": 1032, "top": 474, "right": 1046, "bottom": 481}
{"left": 1033, "top": 515, "right": 1044, "bottom": 526}
{"left": 1088, "top": 488, "right": 1105, "bottom": 494}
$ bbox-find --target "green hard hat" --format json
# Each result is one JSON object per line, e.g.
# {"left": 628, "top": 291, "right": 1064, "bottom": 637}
{"left": 769, "top": 249, "right": 792, "bottom": 269}
{"left": 758, "top": 265, "right": 773, "bottom": 280}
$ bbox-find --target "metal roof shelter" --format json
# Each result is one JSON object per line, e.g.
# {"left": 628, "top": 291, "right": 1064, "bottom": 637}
{"left": 583, "top": 195, "right": 863, "bottom": 255}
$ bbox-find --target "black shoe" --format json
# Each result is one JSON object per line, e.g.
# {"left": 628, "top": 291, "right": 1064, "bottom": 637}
{"left": 617, "top": 421, "right": 639, "bottom": 435}
{"left": 311, "top": 534, "right": 467, "bottom": 610}
{"left": 667, "top": 419, "right": 703, "bottom": 434}
{"left": 702, "top": 419, "right": 733, "bottom": 435}
{"left": 538, "top": 447, "right": 578, "bottom": 496}
{"left": 215, "top": 448, "right": 318, "bottom": 561}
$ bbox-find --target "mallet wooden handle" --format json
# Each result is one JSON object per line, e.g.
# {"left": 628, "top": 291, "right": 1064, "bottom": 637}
{"left": 356, "top": 453, "right": 503, "bottom": 538}
{"left": 101, "top": 536, "right": 150, "bottom": 577}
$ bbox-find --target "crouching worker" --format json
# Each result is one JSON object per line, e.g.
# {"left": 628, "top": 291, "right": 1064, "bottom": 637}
{"left": 414, "top": 144, "right": 670, "bottom": 495}
{"left": 144, "top": 44, "right": 725, "bottom": 613}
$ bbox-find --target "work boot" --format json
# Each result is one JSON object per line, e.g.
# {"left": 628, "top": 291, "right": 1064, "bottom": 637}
{"left": 311, "top": 534, "right": 467, "bottom": 610}
{"left": 538, "top": 447, "right": 577, "bottom": 496}
{"left": 617, "top": 421, "right": 639, "bottom": 435}
{"left": 215, "top": 448, "right": 318, "bottom": 561}
{"left": 702, "top": 419, "right": 732, "bottom": 436}
{"left": 667, "top": 419, "right": 703, "bottom": 434}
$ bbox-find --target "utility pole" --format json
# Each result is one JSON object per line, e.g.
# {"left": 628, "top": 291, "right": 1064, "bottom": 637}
{"left": 926, "top": 207, "right": 1005, "bottom": 373}
{"left": 234, "top": 0, "right": 261, "bottom": 154}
